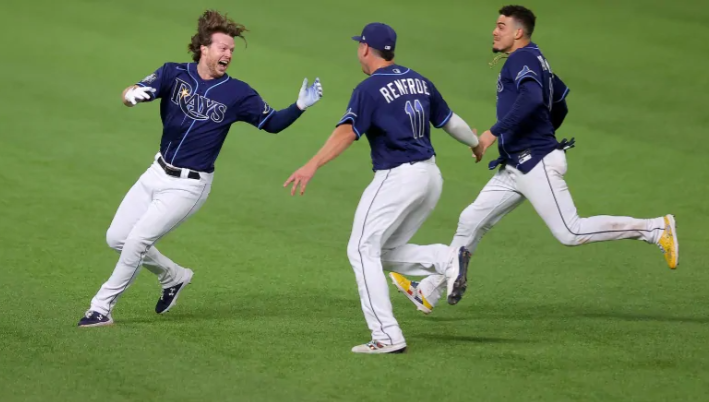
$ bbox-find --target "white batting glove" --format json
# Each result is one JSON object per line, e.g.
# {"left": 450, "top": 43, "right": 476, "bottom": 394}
{"left": 125, "top": 86, "right": 156, "bottom": 106}
{"left": 296, "top": 78, "right": 323, "bottom": 110}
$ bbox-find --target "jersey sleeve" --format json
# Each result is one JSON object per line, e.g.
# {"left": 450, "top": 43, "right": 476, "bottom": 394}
{"left": 552, "top": 74, "right": 570, "bottom": 103}
{"left": 428, "top": 82, "right": 453, "bottom": 128}
{"left": 234, "top": 85, "right": 276, "bottom": 129}
{"left": 135, "top": 63, "right": 172, "bottom": 102}
{"left": 506, "top": 51, "right": 544, "bottom": 90}
{"left": 335, "top": 85, "right": 375, "bottom": 140}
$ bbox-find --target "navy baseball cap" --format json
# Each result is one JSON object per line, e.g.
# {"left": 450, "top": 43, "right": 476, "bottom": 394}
{"left": 352, "top": 22, "right": 397, "bottom": 51}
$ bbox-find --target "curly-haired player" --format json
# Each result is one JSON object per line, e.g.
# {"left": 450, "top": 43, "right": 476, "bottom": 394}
{"left": 78, "top": 10, "right": 323, "bottom": 327}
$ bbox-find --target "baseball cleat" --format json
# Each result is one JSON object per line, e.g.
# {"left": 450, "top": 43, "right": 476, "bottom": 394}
{"left": 446, "top": 246, "right": 472, "bottom": 305}
{"left": 155, "top": 268, "right": 194, "bottom": 314}
{"left": 657, "top": 215, "right": 678, "bottom": 269}
{"left": 78, "top": 310, "right": 114, "bottom": 327}
{"left": 351, "top": 340, "right": 407, "bottom": 354}
{"left": 389, "top": 272, "right": 433, "bottom": 314}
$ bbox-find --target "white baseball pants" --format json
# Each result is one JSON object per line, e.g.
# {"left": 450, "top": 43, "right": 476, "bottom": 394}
{"left": 347, "top": 157, "right": 452, "bottom": 346}
{"left": 89, "top": 154, "right": 212, "bottom": 315}
{"left": 418, "top": 149, "right": 666, "bottom": 306}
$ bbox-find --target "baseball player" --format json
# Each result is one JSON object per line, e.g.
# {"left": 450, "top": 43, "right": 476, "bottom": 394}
{"left": 284, "top": 22, "right": 484, "bottom": 354}
{"left": 78, "top": 10, "right": 323, "bottom": 327}
{"left": 390, "top": 5, "right": 679, "bottom": 314}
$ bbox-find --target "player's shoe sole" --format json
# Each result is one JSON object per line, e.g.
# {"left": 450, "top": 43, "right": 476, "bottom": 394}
{"left": 351, "top": 340, "right": 407, "bottom": 354}
{"left": 447, "top": 247, "right": 471, "bottom": 305}
{"left": 155, "top": 268, "right": 194, "bottom": 314}
{"left": 658, "top": 215, "right": 678, "bottom": 269}
{"left": 389, "top": 272, "right": 433, "bottom": 314}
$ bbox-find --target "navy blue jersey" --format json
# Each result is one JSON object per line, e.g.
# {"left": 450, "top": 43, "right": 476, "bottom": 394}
{"left": 493, "top": 43, "right": 570, "bottom": 172}
{"left": 135, "top": 62, "right": 276, "bottom": 173}
{"left": 336, "top": 64, "right": 453, "bottom": 171}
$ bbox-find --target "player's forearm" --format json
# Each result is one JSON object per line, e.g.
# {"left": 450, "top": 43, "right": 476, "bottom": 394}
{"left": 490, "top": 81, "right": 544, "bottom": 136}
{"left": 442, "top": 113, "right": 479, "bottom": 147}
{"left": 261, "top": 103, "right": 305, "bottom": 133}
{"left": 306, "top": 125, "right": 357, "bottom": 169}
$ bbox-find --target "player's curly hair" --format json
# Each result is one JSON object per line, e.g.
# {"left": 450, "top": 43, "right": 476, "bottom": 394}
{"left": 499, "top": 5, "right": 536, "bottom": 38}
{"left": 188, "top": 10, "right": 247, "bottom": 62}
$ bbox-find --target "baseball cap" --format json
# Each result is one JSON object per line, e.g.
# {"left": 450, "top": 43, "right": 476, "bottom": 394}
{"left": 352, "top": 22, "right": 397, "bottom": 52}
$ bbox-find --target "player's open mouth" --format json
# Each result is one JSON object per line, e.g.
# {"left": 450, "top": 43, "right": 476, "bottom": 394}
{"left": 218, "top": 60, "right": 229, "bottom": 68}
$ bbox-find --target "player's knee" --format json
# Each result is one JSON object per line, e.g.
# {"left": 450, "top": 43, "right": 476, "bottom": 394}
{"left": 552, "top": 230, "right": 581, "bottom": 247}
{"left": 105, "top": 227, "right": 125, "bottom": 251}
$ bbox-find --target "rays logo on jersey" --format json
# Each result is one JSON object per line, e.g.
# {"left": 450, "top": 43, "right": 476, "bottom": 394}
{"left": 170, "top": 78, "right": 227, "bottom": 123}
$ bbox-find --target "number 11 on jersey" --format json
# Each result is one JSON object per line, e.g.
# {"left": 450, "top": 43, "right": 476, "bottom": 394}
{"left": 405, "top": 100, "right": 425, "bottom": 139}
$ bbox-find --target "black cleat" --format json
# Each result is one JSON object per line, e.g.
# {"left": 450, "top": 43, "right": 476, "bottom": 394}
{"left": 155, "top": 269, "right": 194, "bottom": 314}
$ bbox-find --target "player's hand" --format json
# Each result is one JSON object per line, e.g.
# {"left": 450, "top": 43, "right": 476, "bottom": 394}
{"left": 125, "top": 86, "right": 156, "bottom": 106}
{"left": 478, "top": 130, "right": 497, "bottom": 152}
{"left": 284, "top": 162, "right": 318, "bottom": 196}
{"left": 296, "top": 78, "right": 323, "bottom": 110}
{"left": 471, "top": 143, "right": 485, "bottom": 162}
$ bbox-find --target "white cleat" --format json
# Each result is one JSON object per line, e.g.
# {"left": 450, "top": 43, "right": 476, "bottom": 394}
{"left": 351, "top": 340, "right": 407, "bottom": 354}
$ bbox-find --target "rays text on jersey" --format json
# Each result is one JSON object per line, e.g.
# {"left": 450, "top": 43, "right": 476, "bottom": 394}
{"left": 170, "top": 78, "right": 227, "bottom": 123}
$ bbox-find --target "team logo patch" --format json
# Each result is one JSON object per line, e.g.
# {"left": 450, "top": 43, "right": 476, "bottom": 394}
{"left": 263, "top": 102, "right": 272, "bottom": 115}
{"left": 142, "top": 73, "right": 158, "bottom": 84}
{"left": 515, "top": 65, "right": 537, "bottom": 81}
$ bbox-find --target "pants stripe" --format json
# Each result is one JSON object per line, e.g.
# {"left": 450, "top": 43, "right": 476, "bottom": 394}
{"left": 541, "top": 159, "right": 664, "bottom": 237}
{"left": 357, "top": 170, "right": 393, "bottom": 345}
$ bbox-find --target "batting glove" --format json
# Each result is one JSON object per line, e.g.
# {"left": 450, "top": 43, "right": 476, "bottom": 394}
{"left": 125, "top": 86, "right": 156, "bottom": 106}
{"left": 296, "top": 78, "right": 323, "bottom": 110}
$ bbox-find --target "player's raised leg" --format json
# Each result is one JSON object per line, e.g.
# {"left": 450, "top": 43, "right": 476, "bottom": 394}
{"left": 381, "top": 159, "right": 470, "bottom": 312}
{"left": 80, "top": 166, "right": 212, "bottom": 326}
{"left": 518, "top": 150, "right": 678, "bottom": 267}
{"left": 393, "top": 169, "right": 525, "bottom": 312}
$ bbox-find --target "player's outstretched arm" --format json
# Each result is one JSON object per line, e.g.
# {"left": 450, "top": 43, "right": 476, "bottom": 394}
{"left": 283, "top": 124, "right": 356, "bottom": 196}
{"left": 260, "top": 78, "right": 323, "bottom": 134}
{"left": 122, "top": 85, "right": 155, "bottom": 107}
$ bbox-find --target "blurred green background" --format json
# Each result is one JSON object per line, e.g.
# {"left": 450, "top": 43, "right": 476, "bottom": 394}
{"left": 1, "top": 0, "right": 707, "bottom": 401}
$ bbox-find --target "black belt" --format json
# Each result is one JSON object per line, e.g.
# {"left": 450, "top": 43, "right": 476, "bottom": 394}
{"left": 157, "top": 156, "right": 201, "bottom": 180}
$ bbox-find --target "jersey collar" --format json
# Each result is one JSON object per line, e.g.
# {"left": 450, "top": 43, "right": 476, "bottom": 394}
{"left": 188, "top": 63, "right": 230, "bottom": 85}
{"left": 371, "top": 64, "right": 410, "bottom": 76}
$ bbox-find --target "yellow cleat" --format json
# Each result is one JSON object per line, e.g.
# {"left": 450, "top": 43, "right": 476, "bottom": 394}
{"left": 657, "top": 215, "right": 679, "bottom": 269}
{"left": 389, "top": 272, "right": 433, "bottom": 314}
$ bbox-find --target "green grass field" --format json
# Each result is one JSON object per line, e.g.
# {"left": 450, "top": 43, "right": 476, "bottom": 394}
{"left": 2, "top": 0, "right": 708, "bottom": 400}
